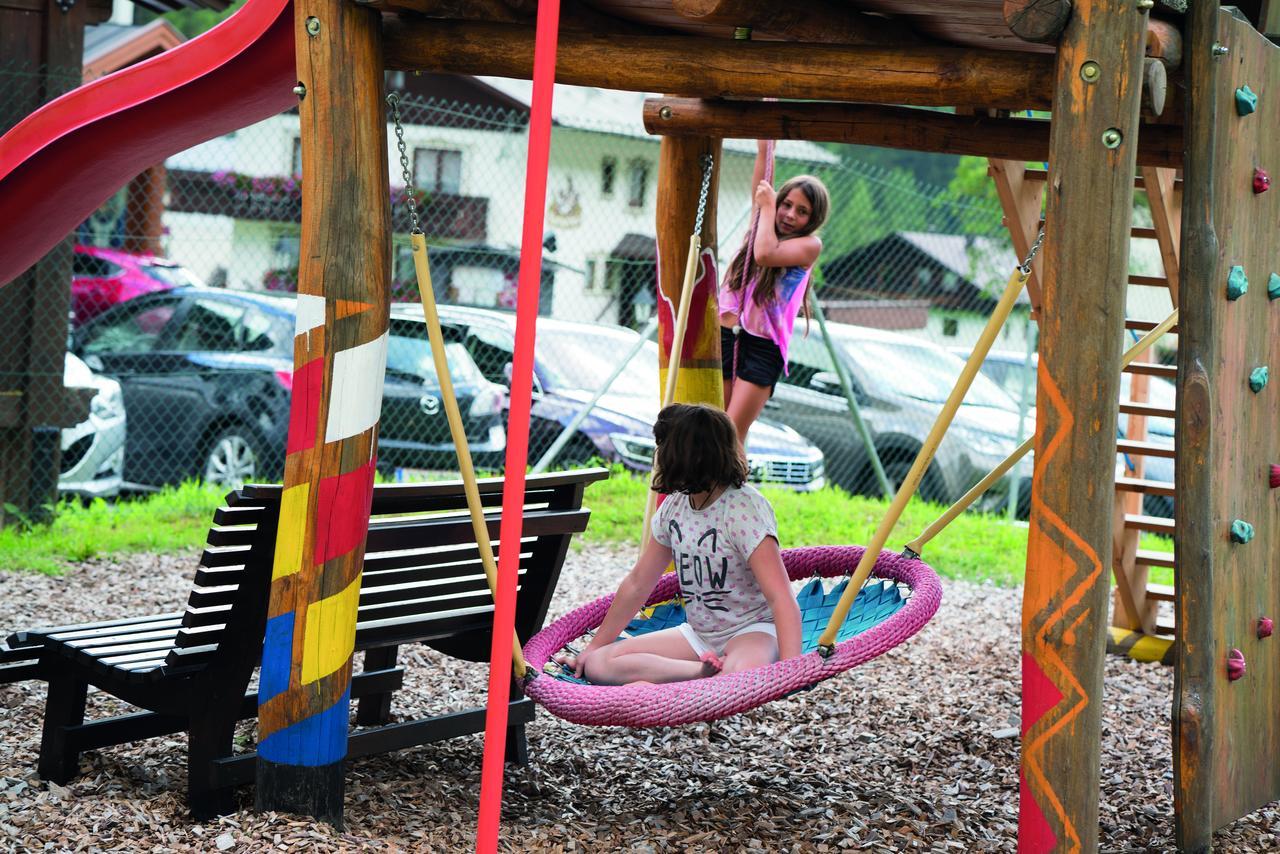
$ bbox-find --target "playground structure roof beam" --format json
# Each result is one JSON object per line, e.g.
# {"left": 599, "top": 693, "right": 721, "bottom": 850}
{"left": 381, "top": 18, "right": 1058, "bottom": 111}
{"left": 643, "top": 98, "right": 1184, "bottom": 169}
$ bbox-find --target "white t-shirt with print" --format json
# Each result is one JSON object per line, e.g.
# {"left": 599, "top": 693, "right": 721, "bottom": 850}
{"left": 651, "top": 483, "right": 780, "bottom": 652}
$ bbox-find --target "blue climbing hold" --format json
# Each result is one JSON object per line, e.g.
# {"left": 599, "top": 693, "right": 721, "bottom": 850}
{"left": 1269, "top": 273, "right": 1280, "bottom": 300}
{"left": 1236, "top": 85, "right": 1259, "bottom": 116}
{"left": 1228, "top": 265, "right": 1249, "bottom": 300}
{"left": 1250, "top": 366, "right": 1269, "bottom": 393}
{"left": 1231, "top": 519, "right": 1256, "bottom": 544}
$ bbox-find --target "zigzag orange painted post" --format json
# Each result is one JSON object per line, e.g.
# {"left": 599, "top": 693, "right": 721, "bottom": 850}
{"left": 656, "top": 135, "right": 722, "bottom": 408}
{"left": 1019, "top": 0, "right": 1148, "bottom": 851}
{"left": 253, "top": 0, "right": 391, "bottom": 825}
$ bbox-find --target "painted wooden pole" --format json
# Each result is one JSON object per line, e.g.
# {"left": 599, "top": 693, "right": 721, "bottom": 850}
{"left": 1019, "top": 0, "right": 1148, "bottom": 851}
{"left": 254, "top": 0, "right": 391, "bottom": 826}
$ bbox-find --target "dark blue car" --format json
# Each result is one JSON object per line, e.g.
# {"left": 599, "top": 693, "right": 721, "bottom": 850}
{"left": 71, "top": 287, "right": 507, "bottom": 489}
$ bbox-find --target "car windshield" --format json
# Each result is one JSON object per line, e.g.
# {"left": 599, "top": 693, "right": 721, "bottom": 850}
{"left": 386, "top": 335, "right": 482, "bottom": 390}
{"left": 842, "top": 338, "right": 1018, "bottom": 410}
{"left": 537, "top": 326, "right": 654, "bottom": 391}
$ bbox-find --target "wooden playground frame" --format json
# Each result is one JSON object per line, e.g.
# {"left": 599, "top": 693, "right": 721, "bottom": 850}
{"left": 50, "top": 0, "right": 1264, "bottom": 851}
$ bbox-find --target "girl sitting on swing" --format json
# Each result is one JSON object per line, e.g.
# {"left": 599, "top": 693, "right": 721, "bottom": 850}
{"left": 720, "top": 140, "right": 830, "bottom": 443}
{"left": 560, "top": 403, "right": 802, "bottom": 684}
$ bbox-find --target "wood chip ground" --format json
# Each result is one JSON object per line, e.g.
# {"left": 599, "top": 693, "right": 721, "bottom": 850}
{"left": 1, "top": 544, "right": 1277, "bottom": 851}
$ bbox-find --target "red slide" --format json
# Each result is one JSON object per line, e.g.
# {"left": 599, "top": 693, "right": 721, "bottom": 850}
{"left": 0, "top": 0, "right": 296, "bottom": 287}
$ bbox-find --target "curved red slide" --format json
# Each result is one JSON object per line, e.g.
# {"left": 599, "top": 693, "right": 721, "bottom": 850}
{"left": 0, "top": 0, "right": 296, "bottom": 287}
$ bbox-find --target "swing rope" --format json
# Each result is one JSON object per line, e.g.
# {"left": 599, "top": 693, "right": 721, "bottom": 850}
{"left": 638, "top": 153, "right": 716, "bottom": 549}
{"left": 815, "top": 228, "right": 1045, "bottom": 654}
{"left": 902, "top": 307, "right": 1180, "bottom": 559}
{"left": 729, "top": 140, "right": 777, "bottom": 383}
{"left": 387, "top": 93, "right": 529, "bottom": 680}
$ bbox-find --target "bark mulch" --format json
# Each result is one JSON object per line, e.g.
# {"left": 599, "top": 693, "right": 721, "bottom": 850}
{"left": 2, "top": 544, "right": 1278, "bottom": 852}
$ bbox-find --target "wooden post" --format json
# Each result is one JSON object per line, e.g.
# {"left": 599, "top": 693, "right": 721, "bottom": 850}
{"left": 254, "top": 0, "right": 391, "bottom": 826}
{"left": 122, "top": 166, "right": 167, "bottom": 257}
{"left": 1019, "top": 0, "right": 1148, "bottom": 851}
{"left": 655, "top": 135, "right": 721, "bottom": 408}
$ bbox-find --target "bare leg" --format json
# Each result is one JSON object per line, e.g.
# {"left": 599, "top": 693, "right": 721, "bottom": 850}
{"left": 725, "top": 379, "right": 772, "bottom": 445}
{"left": 721, "top": 631, "right": 779, "bottom": 674}
{"left": 722, "top": 377, "right": 733, "bottom": 407}
{"left": 581, "top": 627, "right": 717, "bottom": 686}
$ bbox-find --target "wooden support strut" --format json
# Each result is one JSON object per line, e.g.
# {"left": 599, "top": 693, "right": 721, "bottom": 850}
{"left": 643, "top": 98, "right": 1183, "bottom": 170}
{"left": 382, "top": 18, "right": 1059, "bottom": 110}
{"left": 1019, "top": 1, "right": 1150, "bottom": 852}
{"left": 671, "top": 0, "right": 919, "bottom": 45}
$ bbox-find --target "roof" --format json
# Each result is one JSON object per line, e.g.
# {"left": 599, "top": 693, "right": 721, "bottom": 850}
{"left": 473, "top": 77, "right": 838, "bottom": 165}
{"left": 83, "top": 20, "right": 185, "bottom": 80}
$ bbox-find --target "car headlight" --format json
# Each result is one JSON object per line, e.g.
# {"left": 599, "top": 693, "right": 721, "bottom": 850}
{"left": 468, "top": 386, "right": 504, "bottom": 417}
{"left": 608, "top": 432, "right": 655, "bottom": 467}
{"left": 90, "top": 385, "right": 124, "bottom": 420}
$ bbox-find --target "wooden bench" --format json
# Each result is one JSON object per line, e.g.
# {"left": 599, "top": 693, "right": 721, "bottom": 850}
{"left": 0, "top": 468, "right": 607, "bottom": 817}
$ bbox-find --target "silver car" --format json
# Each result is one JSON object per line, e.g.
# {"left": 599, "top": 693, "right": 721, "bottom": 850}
{"left": 60, "top": 352, "right": 126, "bottom": 498}
{"left": 769, "top": 321, "right": 1031, "bottom": 510}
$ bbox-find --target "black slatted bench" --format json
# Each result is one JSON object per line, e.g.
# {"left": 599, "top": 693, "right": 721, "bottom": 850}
{"left": 0, "top": 467, "right": 607, "bottom": 817}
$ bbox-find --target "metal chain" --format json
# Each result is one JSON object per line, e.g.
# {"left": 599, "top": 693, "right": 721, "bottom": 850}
{"left": 692, "top": 154, "right": 714, "bottom": 238}
{"left": 1019, "top": 227, "right": 1046, "bottom": 274}
{"left": 386, "top": 93, "right": 422, "bottom": 234}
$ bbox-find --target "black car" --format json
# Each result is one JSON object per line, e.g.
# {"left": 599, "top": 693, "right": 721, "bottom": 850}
{"left": 71, "top": 287, "right": 507, "bottom": 489}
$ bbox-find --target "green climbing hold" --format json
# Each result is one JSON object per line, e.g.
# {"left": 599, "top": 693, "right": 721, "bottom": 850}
{"left": 1237, "top": 85, "right": 1259, "bottom": 115}
{"left": 1228, "top": 265, "right": 1249, "bottom": 300}
{"left": 1250, "top": 366, "right": 1269, "bottom": 392}
{"left": 1269, "top": 273, "right": 1280, "bottom": 300}
{"left": 1231, "top": 519, "right": 1256, "bottom": 544}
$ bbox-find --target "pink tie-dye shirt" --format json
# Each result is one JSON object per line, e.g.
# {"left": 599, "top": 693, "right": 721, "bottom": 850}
{"left": 718, "top": 264, "right": 811, "bottom": 372}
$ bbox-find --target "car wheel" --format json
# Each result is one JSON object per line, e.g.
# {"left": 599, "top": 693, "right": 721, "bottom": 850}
{"left": 881, "top": 455, "right": 947, "bottom": 505}
{"left": 202, "top": 426, "right": 262, "bottom": 490}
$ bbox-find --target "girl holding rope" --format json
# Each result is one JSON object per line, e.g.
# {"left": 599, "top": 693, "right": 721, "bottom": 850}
{"left": 556, "top": 403, "right": 802, "bottom": 684}
{"left": 720, "top": 140, "right": 830, "bottom": 443}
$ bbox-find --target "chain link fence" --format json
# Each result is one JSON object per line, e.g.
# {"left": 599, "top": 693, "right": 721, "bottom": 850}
{"left": 3, "top": 59, "right": 1178, "bottom": 519}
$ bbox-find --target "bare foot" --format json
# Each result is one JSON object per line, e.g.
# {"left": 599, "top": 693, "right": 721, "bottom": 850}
{"left": 699, "top": 650, "right": 725, "bottom": 675}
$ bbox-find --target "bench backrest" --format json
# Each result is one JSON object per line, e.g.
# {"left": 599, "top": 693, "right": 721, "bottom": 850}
{"left": 164, "top": 469, "right": 607, "bottom": 673}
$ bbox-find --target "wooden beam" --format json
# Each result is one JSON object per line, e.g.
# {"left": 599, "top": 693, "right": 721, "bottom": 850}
{"left": 1146, "top": 19, "right": 1183, "bottom": 68}
{"left": 382, "top": 18, "right": 1058, "bottom": 110}
{"left": 1004, "top": 0, "right": 1072, "bottom": 44}
{"left": 1019, "top": 0, "right": 1149, "bottom": 851}
{"left": 671, "top": 0, "right": 918, "bottom": 45}
{"left": 352, "top": 0, "right": 659, "bottom": 34}
{"left": 643, "top": 97, "right": 1183, "bottom": 168}
{"left": 255, "top": 0, "right": 391, "bottom": 827}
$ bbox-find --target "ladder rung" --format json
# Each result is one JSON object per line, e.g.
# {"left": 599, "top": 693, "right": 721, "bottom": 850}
{"left": 1125, "top": 318, "right": 1180, "bottom": 334}
{"left": 1117, "top": 439, "right": 1176, "bottom": 459}
{"left": 1134, "top": 174, "right": 1183, "bottom": 190}
{"left": 1128, "top": 275, "right": 1170, "bottom": 287}
{"left": 1125, "top": 514, "right": 1176, "bottom": 535}
{"left": 1155, "top": 622, "right": 1177, "bottom": 636}
{"left": 1022, "top": 168, "right": 1049, "bottom": 182}
{"left": 1147, "top": 583, "right": 1175, "bottom": 603}
{"left": 1134, "top": 549, "right": 1176, "bottom": 569}
{"left": 1123, "top": 362, "right": 1178, "bottom": 379}
{"left": 1116, "top": 477, "right": 1176, "bottom": 497}
{"left": 1120, "top": 401, "right": 1176, "bottom": 419}
{"left": 1131, "top": 227, "right": 1159, "bottom": 240}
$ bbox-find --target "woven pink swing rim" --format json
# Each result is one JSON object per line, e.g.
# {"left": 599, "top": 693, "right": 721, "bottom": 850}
{"left": 522, "top": 545, "right": 942, "bottom": 727}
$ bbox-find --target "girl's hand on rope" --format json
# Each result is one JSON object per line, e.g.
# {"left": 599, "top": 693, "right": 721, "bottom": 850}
{"left": 754, "top": 181, "right": 777, "bottom": 210}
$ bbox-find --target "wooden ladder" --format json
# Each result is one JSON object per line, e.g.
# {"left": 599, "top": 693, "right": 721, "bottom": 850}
{"left": 990, "top": 160, "right": 1182, "bottom": 641}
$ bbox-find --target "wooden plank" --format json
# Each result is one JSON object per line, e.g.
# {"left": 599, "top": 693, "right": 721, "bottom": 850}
{"left": 990, "top": 159, "right": 1047, "bottom": 317}
{"left": 1134, "top": 549, "right": 1176, "bottom": 569}
{"left": 382, "top": 18, "right": 1061, "bottom": 110}
{"left": 1126, "top": 317, "right": 1180, "bottom": 333}
{"left": 1019, "top": 1, "right": 1150, "bottom": 848}
{"left": 1175, "top": 7, "right": 1280, "bottom": 848}
{"left": 1116, "top": 438, "right": 1177, "bottom": 459}
{"left": 1120, "top": 401, "right": 1176, "bottom": 419}
{"left": 1125, "top": 513, "right": 1177, "bottom": 535}
{"left": 1141, "top": 165, "right": 1183, "bottom": 305}
{"left": 1147, "top": 582, "right": 1176, "bottom": 602}
{"left": 646, "top": 99, "right": 1184, "bottom": 169}
{"left": 1122, "top": 361, "right": 1178, "bottom": 379}
{"left": 669, "top": 0, "right": 918, "bottom": 44}
{"left": 1115, "top": 476, "right": 1177, "bottom": 497}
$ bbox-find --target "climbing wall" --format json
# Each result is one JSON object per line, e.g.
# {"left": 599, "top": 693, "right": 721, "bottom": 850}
{"left": 1175, "top": 8, "right": 1280, "bottom": 849}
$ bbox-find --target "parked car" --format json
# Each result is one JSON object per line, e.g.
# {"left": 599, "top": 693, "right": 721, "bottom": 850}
{"left": 71, "top": 244, "right": 206, "bottom": 326}
{"left": 427, "top": 304, "right": 828, "bottom": 491}
{"left": 59, "top": 352, "right": 127, "bottom": 498}
{"left": 769, "top": 321, "right": 1033, "bottom": 512}
{"left": 71, "top": 287, "right": 506, "bottom": 489}
{"left": 962, "top": 348, "right": 1175, "bottom": 517}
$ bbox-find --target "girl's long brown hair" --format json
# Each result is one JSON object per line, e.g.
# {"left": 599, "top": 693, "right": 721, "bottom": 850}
{"left": 723, "top": 174, "right": 830, "bottom": 310}
{"left": 650, "top": 403, "right": 747, "bottom": 495}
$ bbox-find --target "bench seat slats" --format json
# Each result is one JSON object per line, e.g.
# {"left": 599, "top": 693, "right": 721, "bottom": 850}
{"left": 199, "top": 546, "right": 252, "bottom": 569}
{"left": 8, "top": 612, "right": 184, "bottom": 647}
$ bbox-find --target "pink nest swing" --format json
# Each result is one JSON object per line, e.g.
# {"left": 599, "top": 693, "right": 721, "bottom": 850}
{"left": 522, "top": 545, "right": 942, "bottom": 727}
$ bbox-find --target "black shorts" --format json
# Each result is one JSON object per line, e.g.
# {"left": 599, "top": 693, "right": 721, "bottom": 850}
{"left": 721, "top": 326, "right": 784, "bottom": 390}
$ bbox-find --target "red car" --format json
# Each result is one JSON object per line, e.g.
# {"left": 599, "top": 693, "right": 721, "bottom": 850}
{"left": 71, "top": 245, "right": 205, "bottom": 325}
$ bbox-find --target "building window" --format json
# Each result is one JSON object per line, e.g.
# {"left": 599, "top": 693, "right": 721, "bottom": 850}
{"left": 942, "top": 317, "right": 959, "bottom": 337}
{"left": 291, "top": 138, "right": 303, "bottom": 177}
{"left": 627, "top": 159, "right": 650, "bottom": 208}
{"left": 413, "top": 147, "right": 462, "bottom": 194}
{"left": 601, "top": 157, "right": 617, "bottom": 197}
